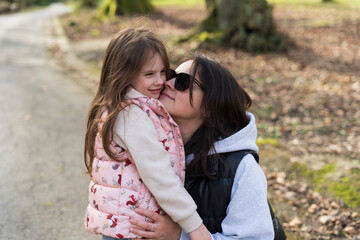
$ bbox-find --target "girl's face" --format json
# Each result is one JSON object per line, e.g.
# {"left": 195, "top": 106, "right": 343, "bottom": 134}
{"left": 131, "top": 52, "right": 166, "bottom": 99}
{"left": 159, "top": 60, "right": 205, "bottom": 126}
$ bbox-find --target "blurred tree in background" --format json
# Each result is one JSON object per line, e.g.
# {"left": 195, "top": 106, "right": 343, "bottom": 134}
{"left": 26, "top": 0, "right": 61, "bottom": 6}
{"left": 97, "top": 0, "right": 154, "bottom": 18}
{"left": 1, "top": 0, "right": 67, "bottom": 10}
{"left": 1, "top": 0, "right": 287, "bottom": 53}
{"left": 178, "top": 0, "right": 287, "bottom": 52}
{"left": 77, "top": 0, "right": 98, "bottom": 8}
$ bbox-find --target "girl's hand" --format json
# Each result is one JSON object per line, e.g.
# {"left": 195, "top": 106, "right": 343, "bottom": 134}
{"left": 130, "top": 208, "right": 181, "bottom": 240}
{"left": 189, "top": 224, "right": 211, "bottom": 240}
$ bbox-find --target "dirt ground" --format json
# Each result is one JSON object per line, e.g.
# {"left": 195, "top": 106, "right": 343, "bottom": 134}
{"left": 58, "top": 4, "right": 360, "bottom": 239}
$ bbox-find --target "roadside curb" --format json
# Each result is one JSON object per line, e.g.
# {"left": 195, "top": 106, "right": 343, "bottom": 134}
{"left": 48, "top": 16, "right": 99, "bottom": 93}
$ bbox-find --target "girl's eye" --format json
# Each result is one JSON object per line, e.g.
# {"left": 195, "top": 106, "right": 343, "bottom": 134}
{"left": 145, "top": 72, "right": 153, "bottom": 76}
{"left": 160, "top": 70, "right": 165, "bottom": 75}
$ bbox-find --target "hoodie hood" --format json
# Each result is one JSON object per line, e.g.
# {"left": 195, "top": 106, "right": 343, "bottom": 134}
{"left": 209, "top": 112, "right": 259, "bottom": 155}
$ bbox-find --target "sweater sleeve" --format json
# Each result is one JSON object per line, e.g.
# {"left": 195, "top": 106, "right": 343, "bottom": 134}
{"left": 180, "top": 154, "right": 274, "bottom": 240}
{"left": 113, "top": 105, "right": 202, "bottom": 233}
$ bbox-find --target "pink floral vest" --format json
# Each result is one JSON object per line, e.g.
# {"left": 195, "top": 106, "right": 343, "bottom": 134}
{"left": 84, "top": 97, "right": 185, "bottom": 239}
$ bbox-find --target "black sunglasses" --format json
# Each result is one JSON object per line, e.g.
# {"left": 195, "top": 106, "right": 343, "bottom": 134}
{"left": 167, "top": 69, "right": 204, "bottom": 91}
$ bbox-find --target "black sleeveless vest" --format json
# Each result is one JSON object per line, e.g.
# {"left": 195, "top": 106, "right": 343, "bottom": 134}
{"left": 184, "top": 150, "right": 258, "bottom": 233}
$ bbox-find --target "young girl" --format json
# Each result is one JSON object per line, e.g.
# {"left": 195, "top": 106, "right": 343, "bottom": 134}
{"left": 83, "top": 28, "right": 210, "bottom": 240}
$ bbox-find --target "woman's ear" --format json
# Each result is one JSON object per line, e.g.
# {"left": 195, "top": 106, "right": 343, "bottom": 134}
{"left": 201, "top": 108, "right": 209, "bottom": 118}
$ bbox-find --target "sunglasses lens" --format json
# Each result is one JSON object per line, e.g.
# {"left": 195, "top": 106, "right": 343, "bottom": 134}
{"left": 167, "top": 69, "right": 192, "bottom": 91}
{"left": 167, "top": 69, "right": 176, "bottom": 80}
{"left": 175, "top": 73, "right": 190, "bottom": 91}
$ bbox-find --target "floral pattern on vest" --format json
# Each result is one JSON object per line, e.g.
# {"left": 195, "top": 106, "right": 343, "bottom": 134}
{"left": 85, "top": 97, "right": 185, "bottom": 239}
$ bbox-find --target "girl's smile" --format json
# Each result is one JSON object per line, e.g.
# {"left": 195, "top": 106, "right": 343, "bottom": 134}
{"left": 149, "top": 87, "right": 163, "bottom": 95}
{"left": 131, "top": 53, "right": 166, "bottom": 99}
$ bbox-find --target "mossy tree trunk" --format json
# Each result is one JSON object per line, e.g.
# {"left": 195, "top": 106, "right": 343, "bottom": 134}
{"left": 78, "top": 0, "right": 98, "bottom": 8}
{"left": 181, "top": 0, "right": 286, "bottom": 52}
{"left": 15, "top": 0, "right": 25, "bottom": 9}
{"left": 97, "top": 0, "right": 154, "bottom": 18}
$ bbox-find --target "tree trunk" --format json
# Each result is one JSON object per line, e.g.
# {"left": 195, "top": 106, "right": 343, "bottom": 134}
{"left": 97, "top": 0, "right": 154, "bottom": 18}
{"left": 78, "top": 0, "right": 98, "bottom": 8}
{"left": 182, "top": 0, "right": 286, "bottom": 52}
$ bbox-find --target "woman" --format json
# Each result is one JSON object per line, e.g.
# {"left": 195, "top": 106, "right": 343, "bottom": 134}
{"left": 129, "top": 53, "right": 274, "bottom": 239}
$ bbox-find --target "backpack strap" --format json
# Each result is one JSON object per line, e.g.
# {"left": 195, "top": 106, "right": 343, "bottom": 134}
{"left": 238, "top": 149, "right": 259, "bottom": 163}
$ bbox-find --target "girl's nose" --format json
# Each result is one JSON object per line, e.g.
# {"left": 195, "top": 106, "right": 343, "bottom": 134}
{"left": 156, "top": 73, "right": 166, "bottom": 85}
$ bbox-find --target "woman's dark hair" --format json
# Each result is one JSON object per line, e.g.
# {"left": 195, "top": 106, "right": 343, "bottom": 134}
{"left": 185, "top": 53, "right": 252, "bottom": 178}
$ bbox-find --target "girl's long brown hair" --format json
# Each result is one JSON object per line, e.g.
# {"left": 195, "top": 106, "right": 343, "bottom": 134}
{"left": 185, "top": 53, "right": 252, "bottom": 178}
{"left": 84, "top": 28, "right": 170, "bottom": 175}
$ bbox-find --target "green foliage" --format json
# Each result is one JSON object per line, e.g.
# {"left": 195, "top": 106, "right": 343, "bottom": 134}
{"left": 256, "top": 138, "right": 280, "bottom": 146}
{"left": 90, "top": 28, "right": 100, "bottom": 36}
{"left": 330, "top": 177, "right": 360, "bottom": 208}
{"left": 151, "top": 0, "right": 203, "bottom": 6}
{"left": 291, "top": 162, "right": 336, "bottom": 186}
{"left": 197, "top": 31, "right": 223, "bottom": 44}
{"left": 339, "top": 120, "right": 349, "bottom": 136}
{"left": 97, "top": 0, "right": 116, "bottom": 19}
{"left": 290, "top": 162, "right": 360, "bottom": 208}
{"left": 257, "top": 122, "right": 282, "bottom": 140}
{"left": 119, "top": 0, "right": 154, "bottom": 14}
{"left": 21, "top": 0, "right": 59, "bottom": 7}
{"left": 268, "top": 0, "right": 360, "bottom": 9}
{"left": 97, "top": 0, "right": 154, "bottom": 19}
{"left": 76, "top": 0, "right": 99, "bottom": 9}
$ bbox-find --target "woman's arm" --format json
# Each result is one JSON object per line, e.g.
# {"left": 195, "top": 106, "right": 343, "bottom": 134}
{"left": 130, "top": 208, "right": 181, "bottom": 240}
{"left": 130, "top": 208, "right": 210, "bottom": 240}
{"left": 114, "top": 105, "right": 202, "bottom": 233}
{"left": 210, "top": 155, "right": 274, "bottom": 239}
{"left": 131, "top": 155, "right": 274, "bottom": 240}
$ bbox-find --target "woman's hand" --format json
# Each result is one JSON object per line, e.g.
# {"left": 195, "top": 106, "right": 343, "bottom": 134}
{"left": 130, "top": 208, "right": 181, "bottom": 240}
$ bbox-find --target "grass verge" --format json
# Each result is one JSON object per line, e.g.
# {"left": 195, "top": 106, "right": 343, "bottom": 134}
{"left": 268, "top": 0, "right": 360, "bottom": 10}
{"left": 290, "top": 162, "right": 360, "bottom": 209}
{"left": 151, "top": 0, "right": 204, "bottom": 7}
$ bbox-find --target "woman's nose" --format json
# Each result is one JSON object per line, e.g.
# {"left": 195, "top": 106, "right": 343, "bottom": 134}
{"left": 164, "top": 78, "right": 175, "bottom": 90}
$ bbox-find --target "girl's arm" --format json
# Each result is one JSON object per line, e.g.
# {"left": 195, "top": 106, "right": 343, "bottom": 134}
{"left": 114, "top": 105, "right": 203, "bottom": 234}
{"left": 131, "top": 155, "right": 274, "bottom": 240}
